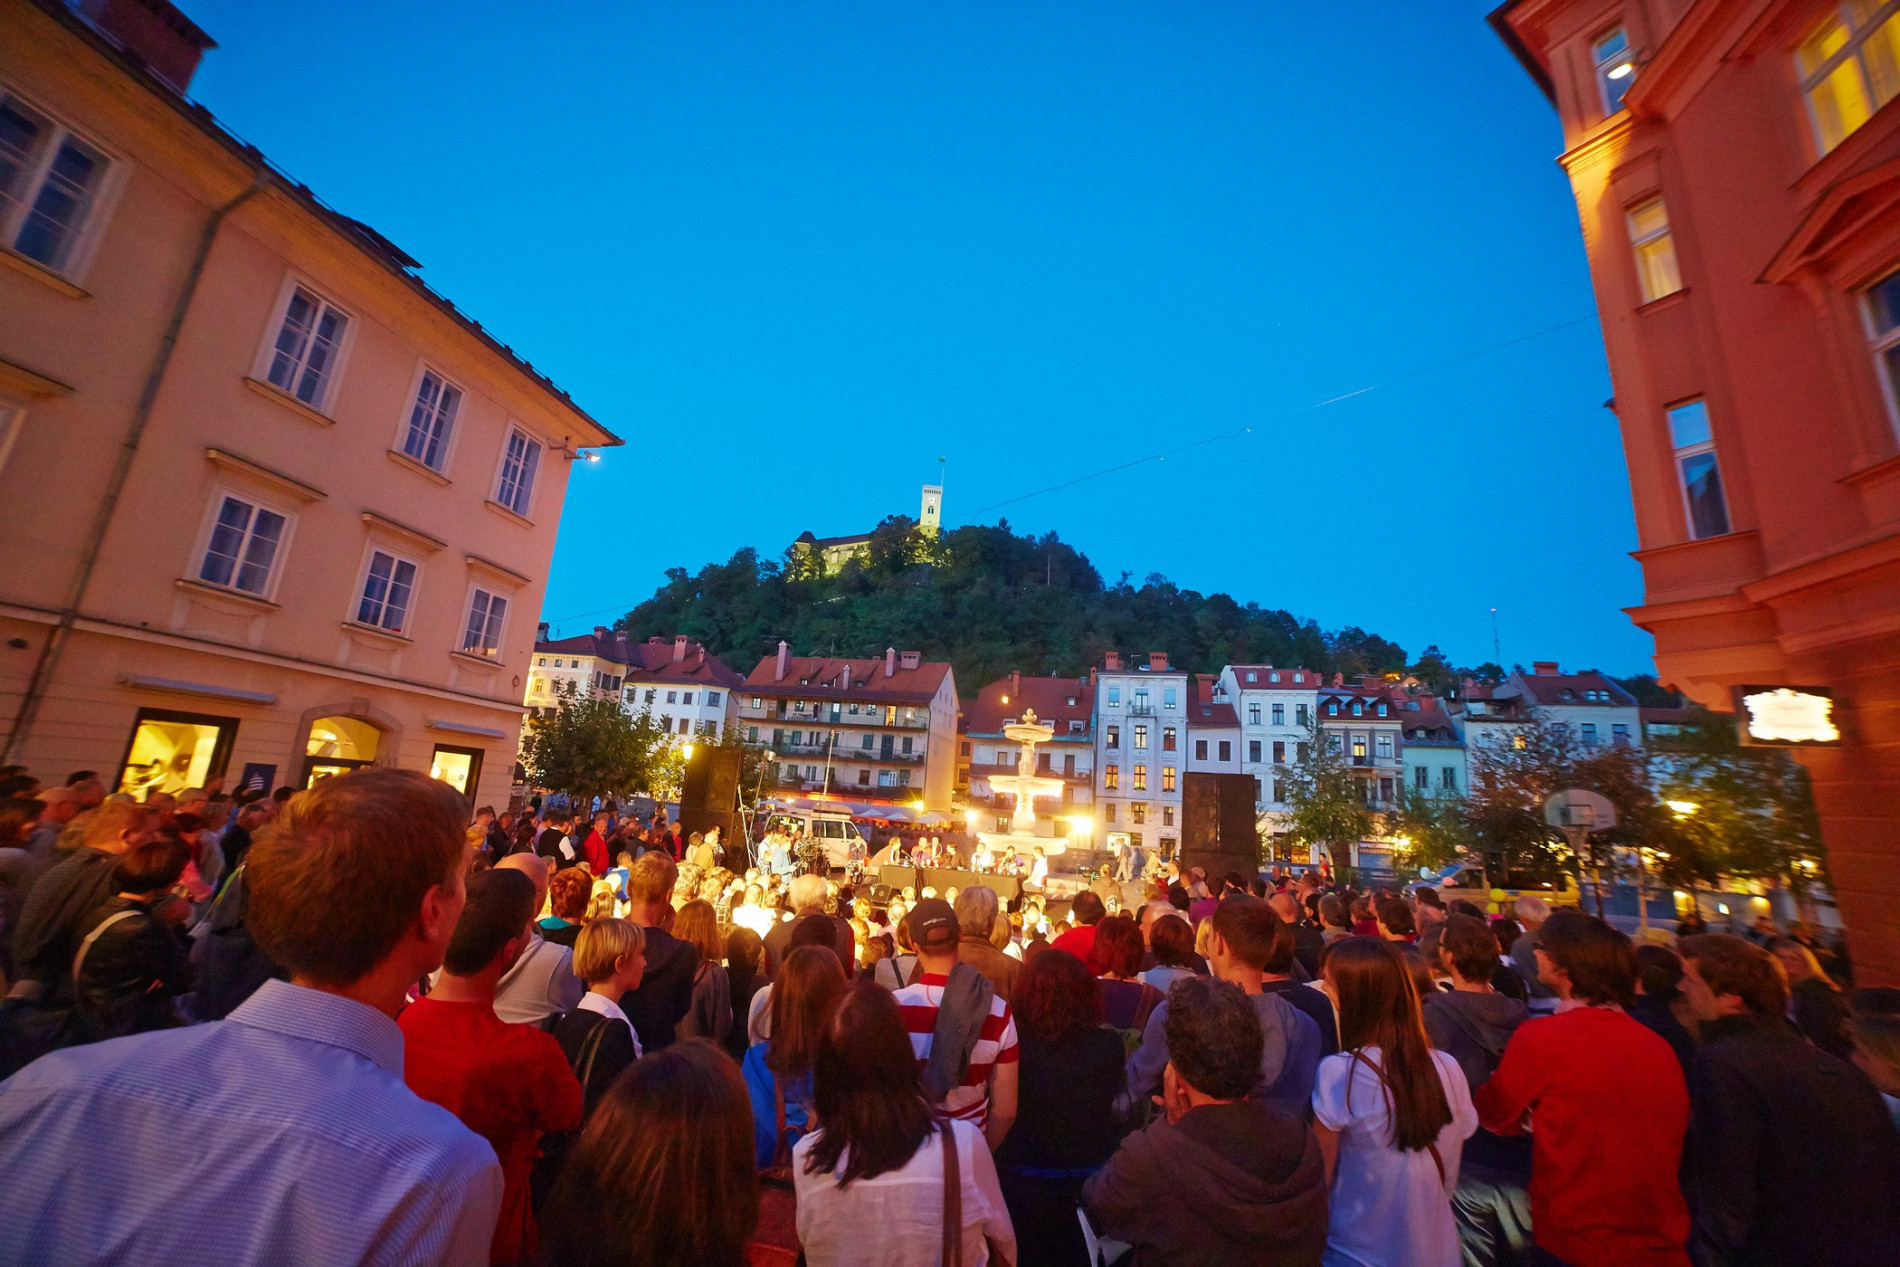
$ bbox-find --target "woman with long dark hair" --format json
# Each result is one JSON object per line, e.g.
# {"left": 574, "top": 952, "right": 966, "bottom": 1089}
{"left": 724, "top": 926, "right": 766, "bottom": 1060}
{"left": 996, "top": 948, "right": 1124, "bottom": 1267}
{"left": 1314, "top": 937, "right": 1477, "bottom": 1267}
{"left": 540, "top": 1041, "right": 757, "bottom": 1267}
{"left": 742, "top": 945, "right": 847, "bottom": 1168}
{"left": 793, "top": 980, "right": 1016, "bottom": 1266}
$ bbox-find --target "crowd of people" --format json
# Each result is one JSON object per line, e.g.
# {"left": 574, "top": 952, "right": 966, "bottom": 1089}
{"left": 0, "top": 763, "right": 1896, "bottom": 1266}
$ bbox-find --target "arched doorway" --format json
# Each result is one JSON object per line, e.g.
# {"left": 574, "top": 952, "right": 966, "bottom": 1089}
{"left": 302, "top": 714, "right": 385, "bottom": 787}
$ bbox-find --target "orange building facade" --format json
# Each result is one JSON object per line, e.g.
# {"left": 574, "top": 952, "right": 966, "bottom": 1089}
{"left": 1495, "top": 0, "right": 1900, "bottom": 982}
{"left": 0, "top": 0, "right": 617, "bottom": 809}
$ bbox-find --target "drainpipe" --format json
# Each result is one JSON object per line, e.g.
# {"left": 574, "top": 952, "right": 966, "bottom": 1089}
{"left": 3, "top": 167, "right": 270, "bottom": 763}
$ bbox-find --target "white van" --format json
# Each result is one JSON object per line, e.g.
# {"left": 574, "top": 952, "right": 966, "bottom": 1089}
{"left": 761, "top": 807, "right": 869, "bottom": 871}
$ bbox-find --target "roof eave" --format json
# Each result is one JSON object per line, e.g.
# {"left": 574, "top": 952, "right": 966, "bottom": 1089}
{"left": 1488, "top": 0, "right": 1556, "bottom": 101}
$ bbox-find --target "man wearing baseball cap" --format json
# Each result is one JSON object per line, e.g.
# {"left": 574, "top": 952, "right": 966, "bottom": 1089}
{"left": 892, "top": 897, "right": 1020, "bottom": 1150}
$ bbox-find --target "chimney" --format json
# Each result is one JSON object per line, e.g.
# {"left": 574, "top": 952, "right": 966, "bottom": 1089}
{"left": 536, "top": 621, "right": 549, "bottom": 643}
{"left": 594, "top": 625, "right": 610, "bottom": 640}
{"left": 81, "top": 0, "right": 217, "bottom": 94}
{"left": 1009, "top": 670, "right": 1021, "bottom": 699}
{"left": 673, "top": 634, "right": 688, "bottom": 663}
{"left": 1104, "top": 651, "right": 1122, "bottom": 671}
{"left": 841, "top": 663, "right": 853, "bottom": 690}
{"left": 900, "top": 651, "right": 920, "bottom": 670}
{"left": 1532, "top": 661, "right": 1560, "bottom": 676}
{"left": 775, "top": 640, "right": 789, "bottom": 682}
{"left": 885, "top": 647, "right": 897, "bottom": 677}
{"left": 1147, "top": 651, "right": 1169, "bottom": 672}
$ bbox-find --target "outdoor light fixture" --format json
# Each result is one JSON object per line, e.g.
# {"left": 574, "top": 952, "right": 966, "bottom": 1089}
{"left": 1665, "top": 799, "right": 1699, "bottom": 818}
{"left": 1607, "top": 61, "right": 1635, "bottom": 79}
{"left": 682, "top": 743, "right": 695, "bottom": 759}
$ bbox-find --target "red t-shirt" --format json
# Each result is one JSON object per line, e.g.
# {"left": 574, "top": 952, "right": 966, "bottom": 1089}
{"left": 399, "top": 998, "right": 584, "bottom": 1265}
{"left": 1474, "top": 1006, "right": 1690, "bottom": 1267}
{"left": 1051, "top": 923, "right": 1102, "bottom": 974}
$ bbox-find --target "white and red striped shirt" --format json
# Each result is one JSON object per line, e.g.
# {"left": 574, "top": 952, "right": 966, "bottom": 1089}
{"left": 893, "top": 972, "right": 1020, "bottom": 1129}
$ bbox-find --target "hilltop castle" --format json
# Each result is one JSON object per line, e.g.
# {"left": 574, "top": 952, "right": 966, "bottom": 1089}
{"left": 792, "top": 483, "right": 942, "bottom": 575}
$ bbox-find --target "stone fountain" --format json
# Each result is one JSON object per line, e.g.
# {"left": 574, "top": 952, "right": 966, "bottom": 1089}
{"left": 977, "top": 709, "right": 1068, "bottom": 859}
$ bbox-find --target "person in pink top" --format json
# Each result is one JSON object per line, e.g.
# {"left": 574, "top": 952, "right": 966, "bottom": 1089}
{"left": 1474, "top": 911, "right": 1689, "bottom": 1267}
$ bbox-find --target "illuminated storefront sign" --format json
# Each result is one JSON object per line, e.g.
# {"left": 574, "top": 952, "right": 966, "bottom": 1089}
{"left": 1733, "top": 685, "right": 1842, "bottom": 747}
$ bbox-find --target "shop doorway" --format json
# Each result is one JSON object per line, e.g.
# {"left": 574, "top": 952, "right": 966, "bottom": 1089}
{"left": 302, "top": 715, "right": 385, "bottom": 787}
{"left": 429, "top": 744, "right": 485, "bottom": 797}
{"left": 117, "top": 707, "right": 237, "bottom": 798}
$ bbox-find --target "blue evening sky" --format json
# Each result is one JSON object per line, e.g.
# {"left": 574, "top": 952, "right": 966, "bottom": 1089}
{"left": 185, "top": 1, "right": 1650, "bottom": 675}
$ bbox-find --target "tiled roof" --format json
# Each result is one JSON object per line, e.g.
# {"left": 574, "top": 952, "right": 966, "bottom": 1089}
{"left": 1641, "top": 706, "right": 1697, "bottom": 725}
{"left": 745, "top": 654, "right": 953, "bottom": 705}
{"left": 1401, "top": 696, "right": 1461, "bottom": 743}
{"left": 1189, "top": 702, "right": 1240, "bottom": 728}
{"left": 533, "top": 633, "right": 744, "bottom": 688}
{"left": 963, "top": 675, "right": 1093, "bottom": 736}
{"left": 1227, "top": 665, "right": 1320, "bottom": 687}
{"left": 1513, "top": 670, "right": 1638, "bottom": 707}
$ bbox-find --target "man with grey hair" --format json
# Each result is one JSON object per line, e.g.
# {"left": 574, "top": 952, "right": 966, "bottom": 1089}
{"left": 1510, "top": 895, "right": 1558, "bottom": 1013}
{"left": 954, "top": 885, "right": 1018, "bottom": 1001}
{"left": 485, "top": 853, "right": 584, "bottom": 1026}
{"left": 763, "top": 871, "right": 854, "bottom": 976}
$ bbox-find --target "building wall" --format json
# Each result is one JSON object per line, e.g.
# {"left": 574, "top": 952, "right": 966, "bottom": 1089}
{"left": 625, "top": 678, "right": 734, "bottom": 739}
{"left": 1094, "top": 668, "right": 1189, "bottom": 855}
{"left": 0, "top": 3, "right": 610, "bottom": 808}
{"left": 1403, "top": 744, "right": 1467, "bottom": 798}
{"left": 736, "top": 681, "right": 957, "bottom": 811}
{"left": 1498, "top": 0, "right": 1900, "bottom": 978}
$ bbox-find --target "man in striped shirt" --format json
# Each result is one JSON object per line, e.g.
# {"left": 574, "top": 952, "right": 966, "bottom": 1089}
{"left": 893, "top": 897, "right": 1020, "bottom": 1150}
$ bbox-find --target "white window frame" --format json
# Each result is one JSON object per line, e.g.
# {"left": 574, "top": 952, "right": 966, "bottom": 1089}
{"left": 395, "top": 363, "right": 464, "bottom": 474}
{"left": 351, "top": 543, "right": 423, "bottom": 636}
{"left": 1593, "top": 26, "right": 1635, "bottom": 116}
{"left": 189, "top": 486, "right": 296, "bottom": 601}
{"left": 1667, "top": 398, "right": 1731, "bottom": 540}
{"left": 1627, "top": 197, "right": 1683, "bottom": 303}
{"left": 1796, "top": 2, "right": 1900, "bottom": 156}
{"left": 0, "top": 88, "right": 122, "bottom": 281}
{"left": 492, "top": 425, "right": 542, "bottom": 519}
{"left": 1861, "top": 267, "right": 1900, "bottom": 438}
{"left": 460, "top": 584, "right": 510, "bottom": 658}
{"left": 254, "top": 276, "right": 355, "bottom": 413}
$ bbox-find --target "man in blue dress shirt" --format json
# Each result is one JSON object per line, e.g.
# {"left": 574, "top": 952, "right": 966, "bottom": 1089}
{"left": 0, "top": 768, "right": 504, "bottom": 1265}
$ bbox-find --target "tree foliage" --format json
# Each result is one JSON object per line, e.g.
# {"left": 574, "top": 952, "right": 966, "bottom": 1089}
{"left": 1652, "top": 713, "right": 1826, "bottom": 894}
{"left": 1278, "top": 718, "right": 1373, "bottom": 875}
{"left": 520, "top": 697, "right": 673, "bottom": 804}
{"left": 1387, "top": 787, "right": 1469, "bottom": 872}
{"left": 612, "top": 520, "right": 1414, "bottom": 686}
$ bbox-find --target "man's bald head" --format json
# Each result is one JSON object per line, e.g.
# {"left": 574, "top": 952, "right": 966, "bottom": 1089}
{"left": 496, "top": 851, "right": 551, "bottom": 906}
{"left": 1267, "top": 892, "right": 1300, "bottom": 925}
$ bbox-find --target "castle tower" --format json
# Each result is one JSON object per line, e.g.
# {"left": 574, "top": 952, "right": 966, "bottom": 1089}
{"left": 920, "top": 483, "right": 943, "bottom": 537}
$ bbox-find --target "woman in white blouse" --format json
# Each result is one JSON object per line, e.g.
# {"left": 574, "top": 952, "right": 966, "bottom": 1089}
{"left": 792, "top": 981, "right": 1016, "bottom": 1266}
{"left": 1311, "top": 937, "right": 1478, "bottom": 1267}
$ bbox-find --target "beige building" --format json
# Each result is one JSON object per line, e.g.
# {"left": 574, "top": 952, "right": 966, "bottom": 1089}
{"left": 0, "top": 0, "right": 617, "bottom": 807}
{"left": 738, "top": 643, "right": 959, "bottom": 811}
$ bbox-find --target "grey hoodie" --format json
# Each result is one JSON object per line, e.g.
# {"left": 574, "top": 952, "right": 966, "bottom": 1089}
{"left": 1422, "top": 989, "right": 1527, "bottom": 1095}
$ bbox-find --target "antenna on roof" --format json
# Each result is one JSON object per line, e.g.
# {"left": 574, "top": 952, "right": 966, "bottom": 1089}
{"left": 1490, "top": 607, "right": 1501, "bottom": 666}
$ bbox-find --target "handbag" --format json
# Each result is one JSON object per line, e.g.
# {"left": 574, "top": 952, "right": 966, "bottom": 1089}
{"left": 530, "top": 1014, "right": 611, "bottom": 1213}
{"left": 940, "top": 1121, "right": 1013, "bottom": 1267}
{"left": 748, "top": 1081, "right": 803, "bottom": 1266}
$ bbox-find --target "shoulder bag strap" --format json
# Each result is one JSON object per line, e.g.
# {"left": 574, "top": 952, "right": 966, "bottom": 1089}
{"left": 940, "top": 1122, "right": 963, "bottom": 1267}
{"left": 72, "top": 909, "right": 143, "bottom": 984}
{"left": 772, "top": 1079, "right": 794, "bottom": 1169}
{"left": 573, "top": 1013, "right": 612, "bottom": 1095}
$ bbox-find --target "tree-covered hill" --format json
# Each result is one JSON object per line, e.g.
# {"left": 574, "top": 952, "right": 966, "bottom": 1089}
{"left": 616, "top": 517, "right": 1458, "bottom": 691}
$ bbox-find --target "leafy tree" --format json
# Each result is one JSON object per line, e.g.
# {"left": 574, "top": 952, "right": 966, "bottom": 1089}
{"left": 1388, "top": 787, "right": 1469, "bottom": 872}
{"left": 520, "top": 697, "right": 673, "bottom": 806}
{"left": 1652, "top": 712, "right": 1826, "bottom": 895}
{"left": 1279, "top": 718, "right": 1372, "bottom": 876}
{"left": 1614, "top": 674, "right": 1684, "bottom": 709}
{"left": 1406, "top": 645, "right": 1458, "bottom": 698}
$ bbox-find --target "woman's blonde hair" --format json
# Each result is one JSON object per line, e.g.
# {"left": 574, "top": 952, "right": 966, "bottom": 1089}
{"left": 573, "top": 917, "right": 644, "bottom": 984}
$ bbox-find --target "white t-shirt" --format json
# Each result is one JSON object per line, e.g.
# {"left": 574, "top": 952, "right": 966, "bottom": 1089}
{"left": 792, "top": 1118, "right": 1015, "bottom": 1267}
{"left": 1311, "top": 1046, "right": 1477, "bottom": 1267}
